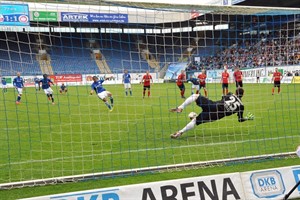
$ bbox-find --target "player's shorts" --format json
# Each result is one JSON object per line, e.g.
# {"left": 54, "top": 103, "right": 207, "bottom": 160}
{"left": 235, "top": 81, "right": 243, "bottom": 88}
{"left": 178, "top": 84, "right": 185, "bottom": 91}
{"left": 16, "top": 88, "right": 23, "bottom": 94}
{"left": 274, "top": 81, "right": 281, "bottom": 87}
{"left": 124, "top": 83, "right": 131, "bottom": 89}
{"left": 143, "top": 85, "right": 150, "bottom": 90}
{"left": 199, "top": 84, "right": 206, "bottom": 89}
{"left": 43, "top": 88, "right": 53, "bottom": 95}
{"left": 191, "top": 84, "right": 199, "bottom": 90}
{"left": 2, "top": 85, "right": 7, "bottom": 89}
{"left": 222, "top": 83, "right": 228, "bottom": 89}
{"left": 97, "top": 91, "right": 109, "bottom": 100}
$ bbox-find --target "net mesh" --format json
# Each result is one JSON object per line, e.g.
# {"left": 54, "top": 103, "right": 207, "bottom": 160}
{"left": 0, "top": 0, "right": 299, "bottom": 188}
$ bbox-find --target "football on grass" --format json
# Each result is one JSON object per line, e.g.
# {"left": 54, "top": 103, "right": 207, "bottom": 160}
{"left": 188, "top": 112, "right": 197, "bottom": 120}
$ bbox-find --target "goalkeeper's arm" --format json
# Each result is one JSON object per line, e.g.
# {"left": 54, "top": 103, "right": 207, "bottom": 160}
{"left": 238, "top": 111, "right": 254, "bottom": 122}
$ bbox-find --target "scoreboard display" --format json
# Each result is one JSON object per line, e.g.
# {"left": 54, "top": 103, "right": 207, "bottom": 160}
{"left": 0, "top": 4, "right": 30, "bottom": 26}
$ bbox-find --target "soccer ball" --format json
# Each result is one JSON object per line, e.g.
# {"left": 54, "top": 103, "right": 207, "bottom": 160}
{"left": 188, "top": 112, "right": 197, "bottom": 120}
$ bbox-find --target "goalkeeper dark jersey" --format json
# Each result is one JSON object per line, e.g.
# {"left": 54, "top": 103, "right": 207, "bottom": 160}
{"left": 195, "top": 93, "right": 245, "bottom": 125}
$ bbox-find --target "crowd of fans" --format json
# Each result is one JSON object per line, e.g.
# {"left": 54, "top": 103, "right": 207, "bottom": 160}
{"left": 187, "top": 30, "right": 300, "bottom": 71}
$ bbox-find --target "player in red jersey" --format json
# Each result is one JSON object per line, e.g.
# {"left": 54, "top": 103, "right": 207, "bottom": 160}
{"left": 177, "top": 70, "right": 186, "bottom": 99}
{"left": 141, "top": 70, "right": 153, "bottom": 98}
{"left": 271, "top": 68, "right": 283, "bottom": 95}
{"left": 197, "top": 69, "right": 208, "bottom": 97}
{"left": 221, "top": 68, "right": 230, "bottom": 96}
{"left": 233, "top": 67, "right": 243, "bottom": 88}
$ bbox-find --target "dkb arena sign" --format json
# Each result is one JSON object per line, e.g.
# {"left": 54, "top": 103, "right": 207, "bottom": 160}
{"left": 22, "top": 165, "right": 300, "bottom": 200}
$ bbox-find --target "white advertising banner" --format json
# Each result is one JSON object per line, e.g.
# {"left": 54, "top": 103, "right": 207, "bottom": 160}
{"left": 241, "top": 165, "right": 300, "bottom": 200}
{"left": 22, "top": 173, "right": 245, "bottom": 200}
{"left": 21, "top": 165, "right": 300, "bottom": 200}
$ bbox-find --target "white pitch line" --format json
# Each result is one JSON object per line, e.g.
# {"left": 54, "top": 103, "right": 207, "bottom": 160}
{"left": 0, "top": 134, "right": 298, "bottom": 167}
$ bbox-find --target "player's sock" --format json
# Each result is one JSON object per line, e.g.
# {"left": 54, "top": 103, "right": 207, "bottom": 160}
{"left": 50, "top": 94, "right": 54, "bottom": 102}
{"left": 125, "top": 90, "right": 128, "bottom": 96}
{"left": 204, "top": 90, "right": 207, "bottom": 97}
{"left": 179, "top": 119, "right": 196, "bottom": 134}
{"left": 272, "top": 88, "right": 274, "bottom": 94}
{"left": 130, "top": 90, "right": 132, "bottom": 96}
{"left": 105, "top": 102, "right": 112, "bottom": 110}
{"left": 148, "top": 91, "right": 150, "bottom": 97}
{"left": 143, "top": 91, "right": 145, "bottom": 97}
{"left": 178, "top": 94, "right": 199, "bottom": 110}
{"left": 110, "top": 97, "right": 114, "bottom": 106}
{"left": 191, "top": 91, "right": 194, "bottom": 95}
{"left": 278, "top": 88, "right": 280, "bottom": 94}
{"left": 17, "top": 96, "right": 21, "bottom": 102}
{"left": 226, "top": 89, "right": 228, "bottom": 94}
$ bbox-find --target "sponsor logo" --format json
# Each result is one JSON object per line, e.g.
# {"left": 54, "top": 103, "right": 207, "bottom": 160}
{"left": 292, "top": 167, "right": 300, "bottom": 192}
{"left": 250, "top": 170, "right": 285, "bottom": 198}
{"left": 62, "top": 13, "right": 89, "bottom": 21}
{"left": 142, "top": 177, "right": 241, "bottom": 200}
{"left": 34, "top": 11, "right": 39, "bottom": 17}
{"left": 50, "top": 189, "right": 119, "bottom": 200}
{"left": 19, "top": 15, "right": 29, "bottom": 23}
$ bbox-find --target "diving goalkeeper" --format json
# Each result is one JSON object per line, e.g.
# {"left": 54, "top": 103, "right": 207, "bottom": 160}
{"left": 169, "top": 88, "right": 254, "bottom": 139}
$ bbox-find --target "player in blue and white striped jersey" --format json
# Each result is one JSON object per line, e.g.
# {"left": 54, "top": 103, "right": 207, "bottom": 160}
{"left": 39, "top": 74, "right": 55, "bottom": 105}
{"left": 90, "top": 76, "right": 114, "bottom": 111}
{"left": 1, "top": 77, "right": 7, "bottom": 93}
{"left": 13, "top": 72, "right": 24, "bottom": 104}
{"left": 122, "top": 69, "right": 132, "bottom": 96}
{"left": 34, "top": 76, "right": 40, "bottom": 91}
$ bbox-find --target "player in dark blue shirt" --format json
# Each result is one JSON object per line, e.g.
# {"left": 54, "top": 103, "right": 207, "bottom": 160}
{"left": 122, "top": 69, "right": 132, "bottom": 96}
{"left": 1, "top": 77, "right": 7, "bottom": 93}
{"left": 13, "top": 72, "right": 24, "bottom": 104}
{"left": 39, "top": 74, "right": 55, "bottom": 104}
{"left": 169, "top": 88, "right": 254, "bottom": 138}
{"left": 59, "top": 83, "right": 68, "bottom": 94}
{"left": 187, "top": 74, "right": 200, "bottom": 95}
{"left": 34, "top": 76, "right": 40, "bottom": 91}
{"left": 90, "top": 76, "right": 114, "bottom": 111}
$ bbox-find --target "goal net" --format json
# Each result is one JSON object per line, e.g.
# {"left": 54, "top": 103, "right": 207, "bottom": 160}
{"left": 0, "top": 0, "right": 299, "bottom": 188}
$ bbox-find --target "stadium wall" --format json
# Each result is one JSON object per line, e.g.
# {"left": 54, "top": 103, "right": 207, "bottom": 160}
{"left": 21, "top": 165, "right": 300, "bottom": 200}
{"left": 1, "top": 66, "right": 299, "bottom": 88}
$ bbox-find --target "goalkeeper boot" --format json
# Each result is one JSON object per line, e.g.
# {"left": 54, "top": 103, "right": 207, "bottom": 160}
{"left": 170, "top": 132, "right": 182, "bottom": 139}
{"left": 169, "top": 107, "right": 183, "bottom": 113}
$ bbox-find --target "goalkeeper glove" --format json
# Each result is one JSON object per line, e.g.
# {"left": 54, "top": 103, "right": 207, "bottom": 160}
{"left": 246, "top": 112, "right": 254, "bottom": 120}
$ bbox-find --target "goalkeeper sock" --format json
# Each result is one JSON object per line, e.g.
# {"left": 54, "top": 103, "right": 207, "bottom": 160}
{"left": 178, "top": 94, "right": 199, "bottom": 110}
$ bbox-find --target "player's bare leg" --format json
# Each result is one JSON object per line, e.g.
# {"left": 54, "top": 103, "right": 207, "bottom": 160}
{"left": 204, "top": 88, "right": 208, "bottom": 97}
{"left": 107, "top": 91, "right": 114, "bottom": 110}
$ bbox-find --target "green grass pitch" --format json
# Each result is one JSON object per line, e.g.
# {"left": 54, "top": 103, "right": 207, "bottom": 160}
{"left": 0, "top": 82, "right": 299, "bottom": 184}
